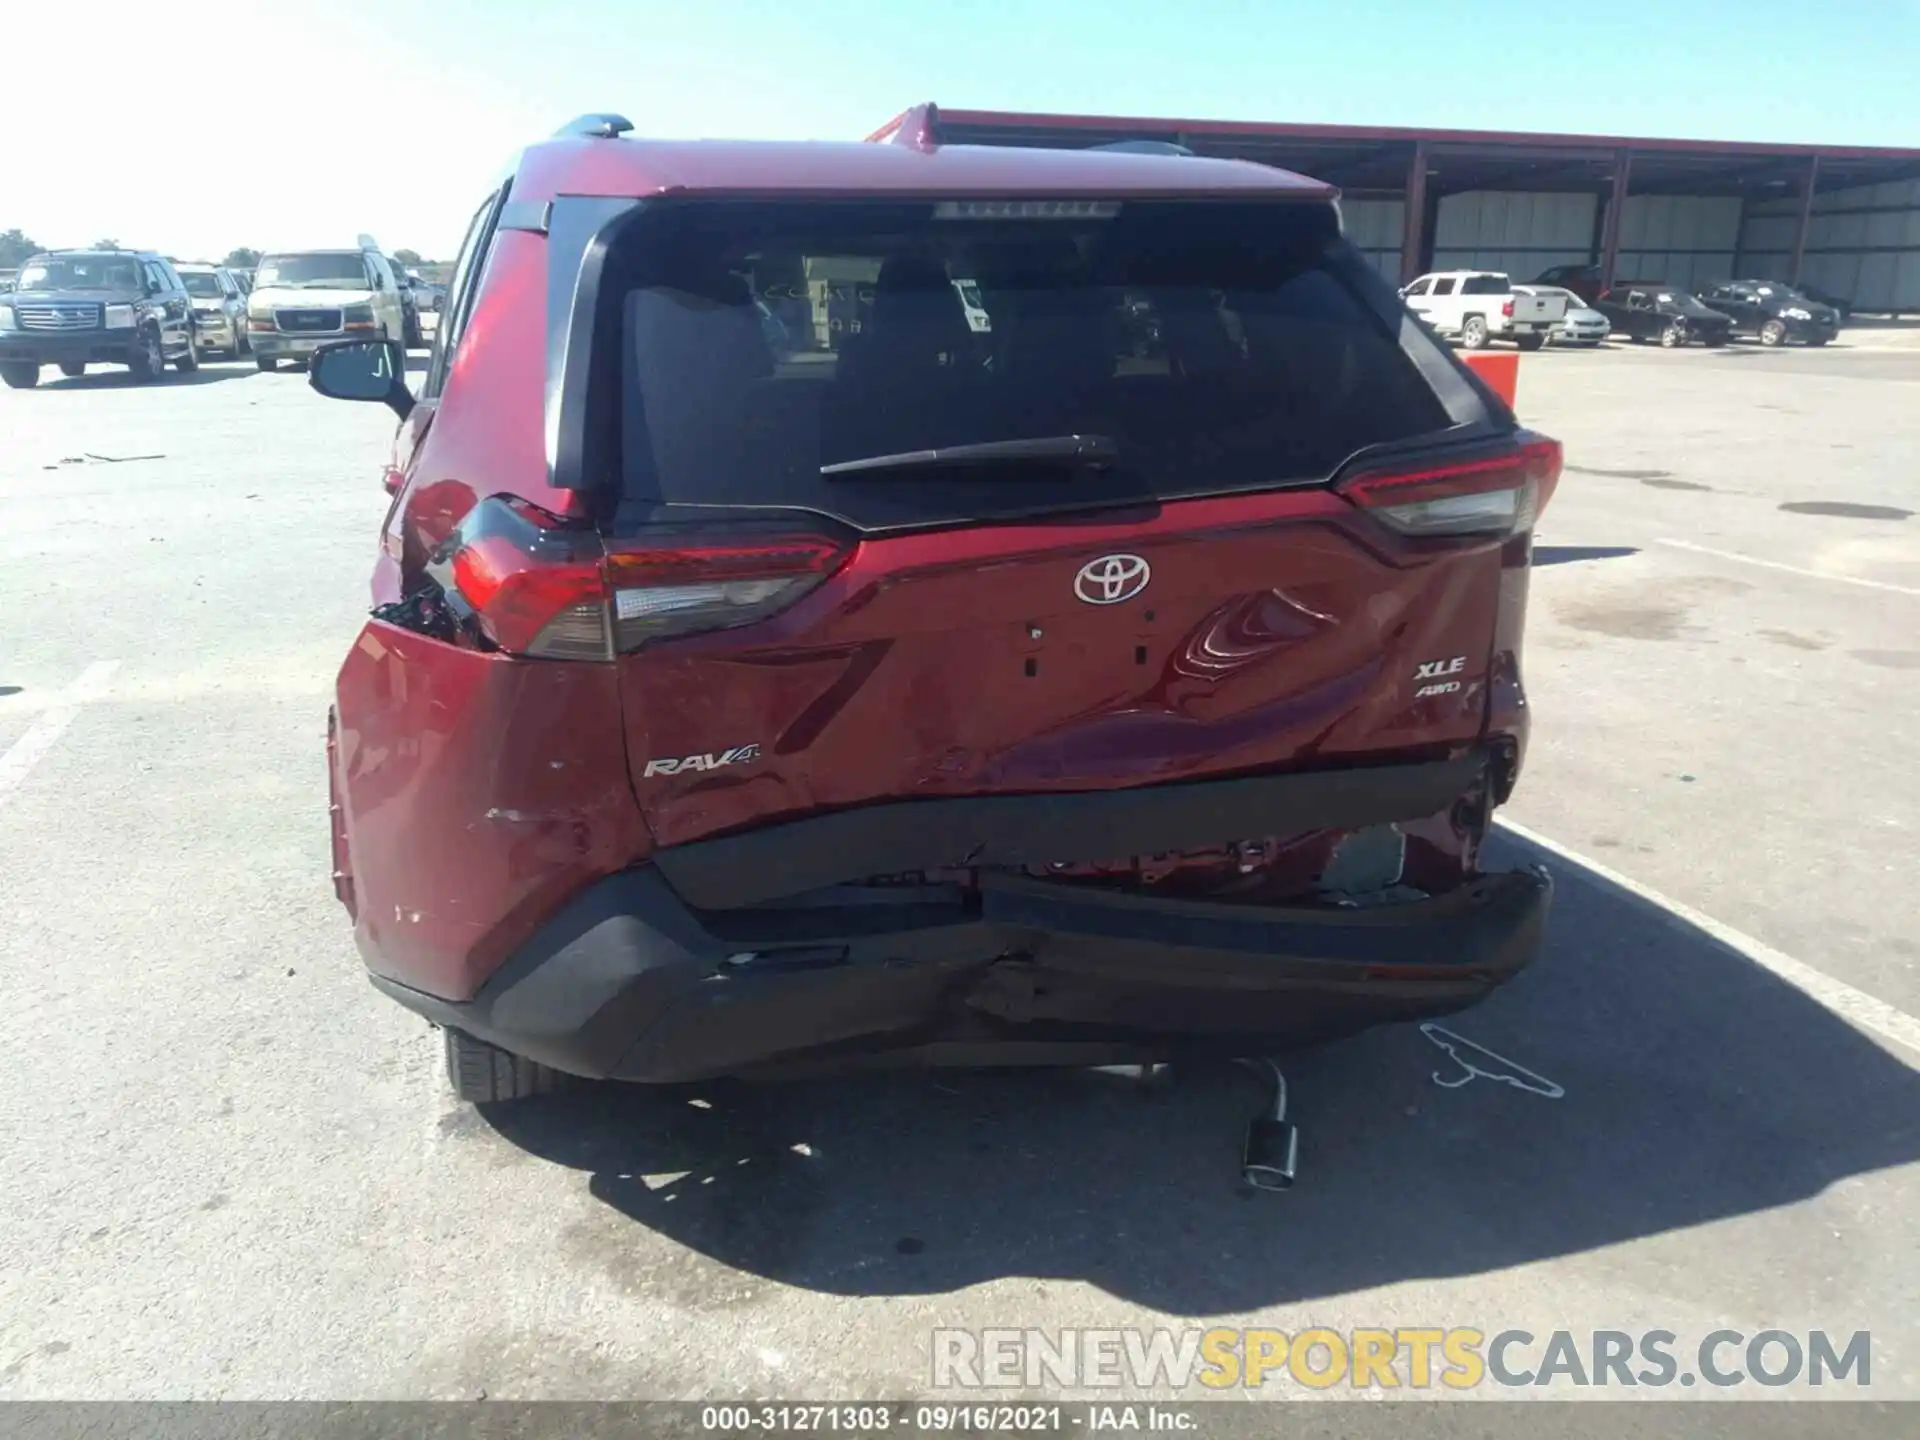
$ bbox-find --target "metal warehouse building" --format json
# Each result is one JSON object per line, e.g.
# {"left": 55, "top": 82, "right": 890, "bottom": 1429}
{"left": 870, "top": 105, "right": 1920, "bottom": 314}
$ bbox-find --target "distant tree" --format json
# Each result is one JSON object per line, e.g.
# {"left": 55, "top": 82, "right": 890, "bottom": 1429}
{"left": 393, "top": 247, "right": 424, "bottom": 266}
{"left": 93, "top": 238, "right": 121, "bottom": 251}
{"left": 223, "top": 246, "right": 261, "bottom": 268}
{"left": 0, "top": 228, "right": 40, "bottom": 267}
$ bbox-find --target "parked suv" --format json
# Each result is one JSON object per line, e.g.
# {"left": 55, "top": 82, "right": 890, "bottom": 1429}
{"left": 247, "top": 240, "right": 406, "bottom": 371}
{"left": 175, "top": 262, "right": 250, "bottom": 358}
{"left": 1698, "top": 280, "right": 1840, "bottom": 347}
{"left": 0, "top": 249, "right": 200, "bottom": 387}
{"left": 312, "top": 116, "right": 1559, "bottom": 1104}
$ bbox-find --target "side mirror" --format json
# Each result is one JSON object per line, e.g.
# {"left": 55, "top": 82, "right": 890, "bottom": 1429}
{"left": 309, "top": 339, "right": 412, "bottom": 420}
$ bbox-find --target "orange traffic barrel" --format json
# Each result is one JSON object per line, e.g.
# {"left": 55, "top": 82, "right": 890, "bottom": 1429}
{"left": 1462, "top": 351, "right": 1519, "bottom": 408}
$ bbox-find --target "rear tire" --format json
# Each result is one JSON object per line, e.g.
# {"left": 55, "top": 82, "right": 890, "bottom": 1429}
{"left": 58, "top": 361, "right": 87, "bottom": 378}
{"left": 1460, "top": 315, "right": 1490, "bottom": 350}
{"left": 1515, "top": 333, "right": 1546, "bottom": 352}
{"left": 1, "top": 361, "right": 40, "bottom": 389}
{"left": 444, "top": 1027, "right": 566, "bottom": 1105}
{"left": 1809, "top": 334, "right": 1832, "bottom": 347}
{"left": 255, "top": 355, "right": 279, "bottom": 372}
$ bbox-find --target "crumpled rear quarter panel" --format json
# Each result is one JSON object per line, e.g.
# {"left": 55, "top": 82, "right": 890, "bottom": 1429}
{"left": 332, "top": 620, "right": 650, "bottom": 1000}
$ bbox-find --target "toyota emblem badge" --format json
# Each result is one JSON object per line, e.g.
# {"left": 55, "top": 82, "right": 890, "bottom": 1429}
{"left": 1073, "top": 554, "right": 1151, "bottom": 605}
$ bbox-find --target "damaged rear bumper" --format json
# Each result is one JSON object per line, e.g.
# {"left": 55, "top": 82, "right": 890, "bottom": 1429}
{"left": 366, "top": 862, "right": 1551, "bottom": 1083}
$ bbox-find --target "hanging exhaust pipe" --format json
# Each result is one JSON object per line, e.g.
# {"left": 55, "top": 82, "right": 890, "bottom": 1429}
{"left": 1236, "top": 1057, "right": 1300, "bottom": 1190}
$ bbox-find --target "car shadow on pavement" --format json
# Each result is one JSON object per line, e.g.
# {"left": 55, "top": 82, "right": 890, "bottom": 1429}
{"left": 40, "top": 365, "right": 257, "bottom": 390}
{"left": 481, "top": 838, "right": 1920, "bottom": 1314}
{"left": 1533, "top": 545, "right": 1639, "bottom": 566}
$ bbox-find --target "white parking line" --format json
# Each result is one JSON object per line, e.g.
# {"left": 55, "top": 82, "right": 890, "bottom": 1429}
{"left": 0, "top": 662, "right": 120, "bottom": 804}
{"left": 1499, "top": 817, "right": 1920, "bottom": 1063}
{"left": 1655, "top": 538, "right": 1920, "bottom": 597}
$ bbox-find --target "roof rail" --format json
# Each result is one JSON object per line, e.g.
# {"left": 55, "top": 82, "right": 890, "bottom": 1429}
{"left": 556, "top": 113, "right": 634, "bottom": 139}
{"left": 1088, "top": 140, "right": 1194, "bottom": 157}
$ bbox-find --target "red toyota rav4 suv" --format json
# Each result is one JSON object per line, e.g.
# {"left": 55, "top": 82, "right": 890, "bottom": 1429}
{"left": 313, "top": 114, "right": 1559, "bottom": 1105}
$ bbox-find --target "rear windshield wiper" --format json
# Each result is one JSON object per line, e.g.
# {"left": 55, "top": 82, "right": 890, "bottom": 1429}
{"left": 820, "top": 434, "right": 1119, "bottom": 478}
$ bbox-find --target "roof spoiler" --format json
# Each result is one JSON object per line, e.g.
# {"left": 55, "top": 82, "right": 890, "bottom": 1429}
{"left": 866, "top": 103, "right": 939, "bottom": 149}
{"left": 555, "top": 113, "right": 634, "bottom": 139}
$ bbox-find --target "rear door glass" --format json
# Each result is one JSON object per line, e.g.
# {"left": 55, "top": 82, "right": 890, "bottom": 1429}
{"left": 613, "top": 200, "right": 1455, "bottom": 532}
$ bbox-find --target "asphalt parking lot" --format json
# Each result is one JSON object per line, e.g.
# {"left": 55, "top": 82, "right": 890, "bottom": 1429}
{"left": 1, "top": 336, "right": 1916, "bottom": 1404}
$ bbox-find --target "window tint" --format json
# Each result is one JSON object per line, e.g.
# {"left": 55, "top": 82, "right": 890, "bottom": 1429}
{"left": 1403, "top": 278, "right": 1432, "bottom": 296}
{"left": 1460, "top": 275, "right": 1510, "bottom": 296}
{"left": 1430, "top": 277, "right": 1457, "bottom": 296}
{"left": 613, "top": 200, "right": 1454, "bottom": 532}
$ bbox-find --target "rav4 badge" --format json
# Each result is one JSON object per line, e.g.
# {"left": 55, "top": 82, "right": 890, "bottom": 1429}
{"left": 643, "top": 744, "right": 762, "bottom": 778}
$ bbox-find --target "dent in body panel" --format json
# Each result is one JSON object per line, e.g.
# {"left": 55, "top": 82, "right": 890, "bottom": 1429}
{"left": 334, "top": 622, "right": 650, "bottom": 1000}
{"left": 624, "top": 525, "right": 1505, "bottom": 847}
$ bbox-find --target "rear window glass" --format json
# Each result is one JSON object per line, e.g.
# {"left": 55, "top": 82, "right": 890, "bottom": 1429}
{"left": 613, "top": 200, "right": 1453, "bottom": 531}
{"left": 181, "top": 272, "right": 224, "bottom": 297}
{"left": 1460, "top": 275, "right": 1510, "bottom": 295}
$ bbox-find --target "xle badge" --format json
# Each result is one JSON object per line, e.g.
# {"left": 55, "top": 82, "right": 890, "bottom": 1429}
{"left": 1413, "top": 655, "right": 1466, "bottom": 699}
{"left": 643, "top": 744, "right": 762, "bottom": 778}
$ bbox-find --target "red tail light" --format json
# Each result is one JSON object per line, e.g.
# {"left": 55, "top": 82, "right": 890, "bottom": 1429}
{"left": 606, "top": 535, "right": 848, "bottom": 651}
{"left": 1340, "top": 436, "right": 1562, "bottom": 538}
{"left": 1501, "top": 299, "right": 1516, "bottom": 317}
{"left": 427, "top": 499, "right": 852, "bottom": 659}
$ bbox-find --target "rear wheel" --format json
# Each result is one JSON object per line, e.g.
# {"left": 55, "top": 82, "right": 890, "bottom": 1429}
{"left": 128, "top": 327, "right": 165, "bottom": 382}
{"left": 1759, "top": 319, "right": 1788, "bottom": 347}
{"left": 1, "top": 361, "right": 40, "bottom": 389}
{"left": 444, "top": 1027, "right": 566, "bottom": 1105}
{"left": 1460, "top": 315, "right": 1490, "bottom": 350}
{"left": 57, "top": 361, "right": 86, "bottom": 377}
{"left": 1809, "top": 334, "right": 1832, "bottom": 347}
{"left": 1515, "top": 333, "right": 1546, "bottom": 352}
{"left": 255, "top": 355, "right": 279, "bottom": 372}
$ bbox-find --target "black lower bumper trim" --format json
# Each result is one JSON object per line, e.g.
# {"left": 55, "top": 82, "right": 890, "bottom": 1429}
{"left": 368, "top": 856, "right": 1551, "bottom": 1085}
{"left": 653, "top": 749, "right": 1486, "bottom": 909}
{"left": 0, "top": 332, "right": 141, "bottom": 364}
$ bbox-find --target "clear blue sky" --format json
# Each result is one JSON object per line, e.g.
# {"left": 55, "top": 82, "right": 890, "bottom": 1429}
{"left": 6, "top": 0, "right": 1915, "bottom": 261}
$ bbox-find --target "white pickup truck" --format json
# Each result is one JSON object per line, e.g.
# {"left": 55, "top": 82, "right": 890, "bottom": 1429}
{"left": 1400, "top": 270, "right": 1568, "bottom": 351}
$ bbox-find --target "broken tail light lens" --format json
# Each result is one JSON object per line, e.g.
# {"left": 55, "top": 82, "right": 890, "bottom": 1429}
{"left": 427, "top": 499, "right": 852, "bottom": 659}
{"left": 1340, "top": 435, "right": 1562, "bottom": 538}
